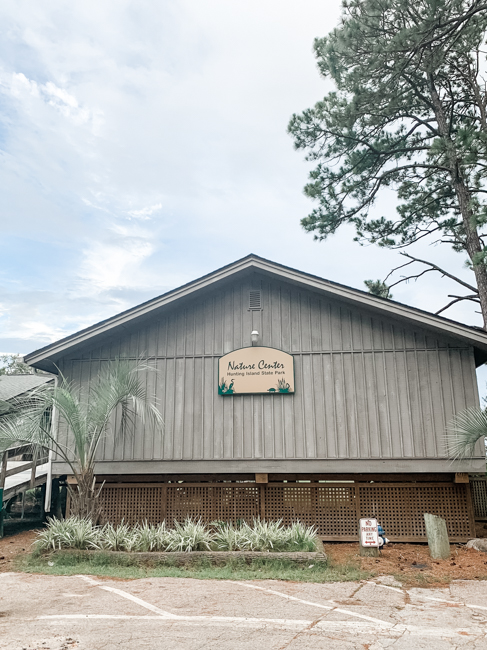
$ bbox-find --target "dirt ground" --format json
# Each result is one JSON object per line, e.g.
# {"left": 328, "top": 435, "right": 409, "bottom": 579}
{"left": 324, "top": 541, "right": 487, "bottom": 585}
{"left": 4, "top": 528, "right": 487, "bottom": 585}
{"left": 0, "top": 527, "right": 40, "bottom": 572}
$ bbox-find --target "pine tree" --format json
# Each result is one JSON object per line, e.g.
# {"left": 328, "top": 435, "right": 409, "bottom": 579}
{"left": 289, "top": 0, "right": 487, "bottom": 325}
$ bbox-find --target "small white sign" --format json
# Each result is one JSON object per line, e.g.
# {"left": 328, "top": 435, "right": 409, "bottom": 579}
{"left": 359, "top": 518, "right": 379, "bottom": 547}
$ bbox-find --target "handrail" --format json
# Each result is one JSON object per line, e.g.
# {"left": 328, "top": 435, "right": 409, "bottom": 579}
{"left": 4, "top": 457, "right": 49, "bottom": 479}
{"left": 0, "top": 446, "right": 49, "bottom": 489}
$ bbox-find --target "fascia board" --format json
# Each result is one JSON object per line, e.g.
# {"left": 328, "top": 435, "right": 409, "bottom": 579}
{"left": 252, "top": 259, "right": 487, "bottom": 350}
{"left": 25, "top": 255, "right": 487, "bottom": 365}
{"left": 24, "top": 258, "right": 257, "bottom": 364}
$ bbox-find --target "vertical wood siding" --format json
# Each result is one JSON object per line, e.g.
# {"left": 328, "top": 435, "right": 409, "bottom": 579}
{"left": 57, "top": 273, "right": 480, "bottom": 463}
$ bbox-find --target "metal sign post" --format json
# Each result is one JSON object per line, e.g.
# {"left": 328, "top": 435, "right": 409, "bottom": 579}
{"left": 359, "top": 517, "right": 380, "bottom": 557}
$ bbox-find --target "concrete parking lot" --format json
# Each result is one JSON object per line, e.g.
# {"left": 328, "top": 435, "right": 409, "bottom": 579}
{"left": 1, "top": 572, "right": 487, "bottom": 649}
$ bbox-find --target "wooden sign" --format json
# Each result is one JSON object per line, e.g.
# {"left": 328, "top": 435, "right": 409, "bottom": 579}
{"left": 218, "top": 346, "right": 294, "bottom": 395}
{"left": 359, "top": 518, "right": 379, "bottom": 547}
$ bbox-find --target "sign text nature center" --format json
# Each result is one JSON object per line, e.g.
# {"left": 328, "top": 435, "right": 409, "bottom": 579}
{"left": 218, "top": 346, "right": 294, "bottom": 395}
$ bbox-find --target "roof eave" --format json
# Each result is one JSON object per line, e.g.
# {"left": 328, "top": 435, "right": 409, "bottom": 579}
{"left": 24, "top": 254, "right": 487, "bottom": 367}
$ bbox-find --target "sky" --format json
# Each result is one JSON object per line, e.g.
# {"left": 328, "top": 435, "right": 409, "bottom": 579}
{"left": 0, "top": 0, "right": 486, "bottom": 391}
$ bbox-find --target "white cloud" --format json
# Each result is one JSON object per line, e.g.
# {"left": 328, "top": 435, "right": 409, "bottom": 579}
{"left": 0, "top": 0, "right": 484, "bottom": 361}
{"left": 1, "top": 71, "right": 103, "bottom": 128}
{"left": 127, "top": 203, "right": 163, "bottom": 220}
{"left": 79, "top": 229, "right": 155, "bottom": 292}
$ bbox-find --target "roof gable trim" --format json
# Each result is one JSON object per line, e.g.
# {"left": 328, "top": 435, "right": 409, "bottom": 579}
{"left": 25, "top": 254, "right": 487, "bottom": 365}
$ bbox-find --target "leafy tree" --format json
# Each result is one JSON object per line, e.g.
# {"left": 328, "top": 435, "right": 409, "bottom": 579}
{"left": 0, "top": 354, "right": 35, "bottom": 375}
{"left": 0, "top": 358, "right": 163, "bottom": 522}
{"left": 288, "top": 0, "right": 487, "bottom": 325}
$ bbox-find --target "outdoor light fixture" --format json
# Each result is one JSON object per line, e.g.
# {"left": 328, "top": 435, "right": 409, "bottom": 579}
{"left": 251, "top": 330, "right": 259, "bottom": 345}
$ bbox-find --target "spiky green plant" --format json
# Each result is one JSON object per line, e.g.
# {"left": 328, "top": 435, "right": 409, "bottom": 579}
{"left": 446, "top": 407, "right": 487, "bottom": 461}
{"left": 165, "top": 518, "right": 213, "bottom": 552}
{"left": 0, "top": 358, "right": 163, "bottom": 523}
{"left": 101, "top": 521, "right": 135, "bottom": 551}
{"left": 284, "top": 521, "right": 320, "bottom": 552}
{"left": 34, "top": 516, "right": 321, "bottom": 554}
{"left": 131, "top": 521, "right": 171, "bottom": 552}
{"left": 35, "top": 516, "right": 102, "bottom": 551}
{"left": 213, "top": 522, "right": 239, "bottom": 551}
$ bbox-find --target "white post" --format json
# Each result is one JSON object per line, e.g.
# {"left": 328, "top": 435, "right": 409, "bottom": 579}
{"left": 44, "top": 376, "right": 58, "bottom": 512}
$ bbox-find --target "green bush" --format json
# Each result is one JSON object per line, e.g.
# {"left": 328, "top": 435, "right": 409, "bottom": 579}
{"left": 213, "top": 519, "right": 320, "bottom": 552}
{"left": 35, "top": 516, "right": 102, "bottom": 551}
{"left": 35, "top": 517, "right": 321, "bottom": 553}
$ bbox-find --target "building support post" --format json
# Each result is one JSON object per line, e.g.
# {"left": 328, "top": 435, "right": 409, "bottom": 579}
{"left": 0, "top": 451, "right": 7, "bottom": 539}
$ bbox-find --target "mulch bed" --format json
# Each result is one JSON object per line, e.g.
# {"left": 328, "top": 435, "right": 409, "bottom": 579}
{"left": 324, "top": 541, "right": 487, "bottom": 586}
{"left": 0, "top": 528, "right": 41, "bottom": 571}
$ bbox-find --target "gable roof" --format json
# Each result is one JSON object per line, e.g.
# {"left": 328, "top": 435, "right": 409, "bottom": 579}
{"left": 25, "top": 254, "right": 487, "bottom": 371}
{"left": 0, "top": 374, "right": 54, "bottom": 401}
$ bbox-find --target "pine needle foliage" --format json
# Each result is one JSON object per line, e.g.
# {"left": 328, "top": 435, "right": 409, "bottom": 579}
{"left": 289, "top": 0, "right": 487, "bottom": 325}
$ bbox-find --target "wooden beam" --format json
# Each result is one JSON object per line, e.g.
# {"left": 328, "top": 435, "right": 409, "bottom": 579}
{"left": 4, "top": 461, "right": 33, "bottom": 478}
{"left": 455, "top": 473, "right": 469, "bottom": 483}
{"left": 255, "top": 473, "right": 268, "bottom": 484}
{"left": 30, "top": 448, "right": 38, "bottom": 489}
{"left": 0, "top": 451, "right": 7, "bottom": 490}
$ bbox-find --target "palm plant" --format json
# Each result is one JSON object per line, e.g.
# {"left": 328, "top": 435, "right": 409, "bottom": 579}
{"left": 447, "top": 407, "right": 487, "bottom": 462}
{"left": 0, "top": 358, "right": 163, "bottom": 523}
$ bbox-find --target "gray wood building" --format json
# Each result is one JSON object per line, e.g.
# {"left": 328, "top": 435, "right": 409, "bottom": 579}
{"left": 25, "top": 255, "right": 487, "bottom": 541}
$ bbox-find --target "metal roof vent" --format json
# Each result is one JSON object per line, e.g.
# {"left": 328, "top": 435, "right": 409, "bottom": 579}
{"left": 249, "top": 290, "right": 262, "bottom": 310}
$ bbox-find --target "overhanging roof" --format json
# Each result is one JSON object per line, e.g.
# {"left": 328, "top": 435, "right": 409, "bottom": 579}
{"left": 25, "top": 254, "right": 487, "bottom": 371}
{"left": 0, "top": 374, "right": 53, "bottom": 400}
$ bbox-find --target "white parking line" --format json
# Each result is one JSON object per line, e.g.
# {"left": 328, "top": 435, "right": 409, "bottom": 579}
{"left": 39, "top": 613, "right": 313, "bottom": 628}
{"left": 368, "top": 580, "right": 487, "bottom": 612}
{"left": 76, "top": 575, "right": 393, "bottom": 628}
{"left": 76, "top": 575, "right": 177, "bottom": 618}
{"left": 36, "top": 614, "right": 487, "bottom": 638}
{"left": 231, "top": 581, "right": 394, "bottom": 627}
{"left": 67, "top": 575, "right": 487, "bottom": 640}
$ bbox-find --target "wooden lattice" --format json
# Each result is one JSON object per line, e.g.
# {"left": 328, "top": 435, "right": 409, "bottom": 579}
{"left": 356, "top": 484, "right": 473, "bottom": 541}
{"left": 93, "top": 481, "right": 475, "bottom": 541}
{"left": 470, "top": 478, "right": 487, "bottom": 518}
{"left": 100, "top": 485, "right": 167, "bottom": 525}
{"left": 166, "top": 484, "right": 260, "bottom": 524}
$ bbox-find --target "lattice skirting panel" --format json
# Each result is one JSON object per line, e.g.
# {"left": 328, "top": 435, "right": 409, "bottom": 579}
{"left": 91, "top": 482, "right": 475, "bottom": 542}
{"left": 470, "top": 478, "right": 487, "bottom": 518}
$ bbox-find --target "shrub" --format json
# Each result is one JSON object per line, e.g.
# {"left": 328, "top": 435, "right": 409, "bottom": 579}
{"left": 213, "top": 519, "right": 320, "bottom": 552}
{"left": 35, "top": 517, "right": 321, "bottom": 553}
{"left": 101, "top": 522, "right": 136, "bottom": 552}
{"left": 212, "top": 522, "right": 239, "bottom": 551}
{"left": 133, "top": 522, "right": 171, "bottom": 552}
{"left": 35, "top": 516, "right": 102, "bottom": 551}
{"left": 165, "top": 518, "right": 212, "bottom": 552}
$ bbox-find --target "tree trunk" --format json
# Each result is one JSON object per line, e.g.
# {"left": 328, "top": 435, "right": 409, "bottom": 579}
{"left": 427, "top": 72, "right": 487, "bottom": 328}
{"left": 68, "top": 471, "right": 104, "bottom": 524}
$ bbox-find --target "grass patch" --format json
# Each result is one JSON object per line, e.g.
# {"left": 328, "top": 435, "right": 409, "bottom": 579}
{"left": 16, "top": 549, "right": 374, "bottom": 583}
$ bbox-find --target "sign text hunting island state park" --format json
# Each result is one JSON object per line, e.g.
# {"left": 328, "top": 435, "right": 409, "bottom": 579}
{"left": 218, "top": 347, "right": 295, "bottom": 395}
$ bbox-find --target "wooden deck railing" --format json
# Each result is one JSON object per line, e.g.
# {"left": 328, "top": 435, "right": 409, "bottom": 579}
{"left": 0, "top": 446, "right": 49, "bottom": 496}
